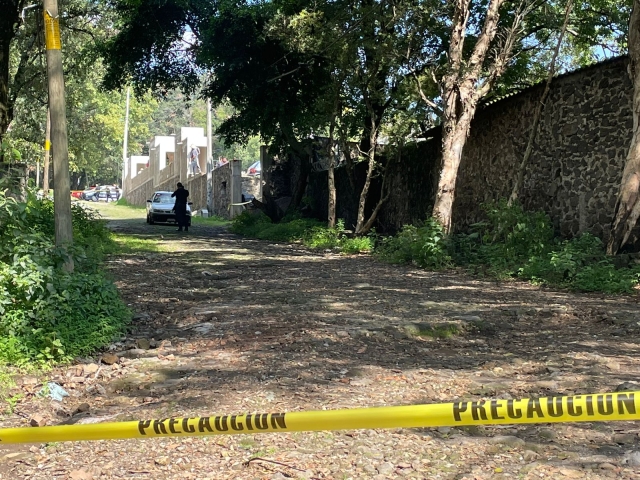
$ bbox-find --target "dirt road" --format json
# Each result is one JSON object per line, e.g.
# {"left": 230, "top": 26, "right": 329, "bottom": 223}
{"left": 2, "top": 205, "right": 640, "bottom": 479}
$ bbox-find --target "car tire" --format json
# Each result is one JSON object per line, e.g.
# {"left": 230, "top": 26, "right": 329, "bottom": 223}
{"left": 149, "top": 216, "right": 155, "bottom": 225}
{"left": 92, "top": 196, "right": 97, "bottom": 202}
{"left": 146, "top": 214, "right": 150, "bottom": 224}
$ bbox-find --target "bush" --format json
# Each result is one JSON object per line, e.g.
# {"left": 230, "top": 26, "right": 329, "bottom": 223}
{"left": 0, "top": 186, "right": 130, "bottom": 364}
{"left": 232, "top": 212, "right": 373, "bottom": 253}
{"left": 376, "top": 218, "right": 451, "bottom": 269}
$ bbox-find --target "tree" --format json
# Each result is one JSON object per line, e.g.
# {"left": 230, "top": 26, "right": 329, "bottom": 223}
{"left": 608, "top": 0, "right": 640, "bottom": 254}
{"left": 432, "top": 0, "right": 542, "bottom": 232}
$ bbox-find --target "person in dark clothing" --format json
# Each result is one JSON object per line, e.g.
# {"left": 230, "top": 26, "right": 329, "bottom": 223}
{"left": 171, "top": 182, "right": 190, "bottom": 232}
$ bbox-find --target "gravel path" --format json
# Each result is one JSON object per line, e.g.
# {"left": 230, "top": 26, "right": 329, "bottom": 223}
{"left": 2, "top": 208, "right": 640, "bottom": 479}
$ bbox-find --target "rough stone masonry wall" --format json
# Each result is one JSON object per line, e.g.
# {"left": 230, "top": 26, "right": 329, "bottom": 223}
{"left": 452, "top": 56, "right": 632, "bottom": 239}
{"left": 300, "top": 57, "right": 632, "bottom": 238}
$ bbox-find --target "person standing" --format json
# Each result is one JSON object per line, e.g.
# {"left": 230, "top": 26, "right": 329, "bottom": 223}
{"left": 171, "top": 182, "right": 190, "bottom": 232}
{"left": 189, "top": 145, "right": 201, "bottom": 175}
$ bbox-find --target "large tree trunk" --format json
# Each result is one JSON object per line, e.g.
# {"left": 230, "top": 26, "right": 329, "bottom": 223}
{"left": 608, "top": 0, "right": 640, "bottom": 255}
{"left": 432, "top": 75, "right": 476, "bottom": 233}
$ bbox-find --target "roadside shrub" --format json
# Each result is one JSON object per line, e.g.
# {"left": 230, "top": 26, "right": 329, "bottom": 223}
{"left": 469, "top": 199, "right": 554, "bottom": 275}
{"left": 232, "top": 211, "right": 372, "bottom": 253}
{"left": 376, "top": 218, "right": 451, "bottom": 269}
{"left": 0, "top": 186, "right": 129, "bottom": 364}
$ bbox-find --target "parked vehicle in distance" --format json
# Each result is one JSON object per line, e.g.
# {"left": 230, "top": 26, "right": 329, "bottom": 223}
{"left": 146, "top": 191, "right": 192, "bottom": 226}
{"left": 71, "top": 190, "right": 83, "bottom": 200}
{"left": 246, "top": 160, "right": 261, "bottom": 176}
{"left": 82, "top": 187, "right": 98, "bottom": 201}
{"left": 96, "top": 187, "right": 119, "bottom": 202}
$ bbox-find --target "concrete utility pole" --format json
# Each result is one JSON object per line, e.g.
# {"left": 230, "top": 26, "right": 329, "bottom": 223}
{"left": 43, "top": 0, "right": 73, "bottom": 260}
{"left": 43, "top": 108, "right": 50, "bottom": 192}
{"left": 122, "top": 86, "right": 130, "bottom": 191}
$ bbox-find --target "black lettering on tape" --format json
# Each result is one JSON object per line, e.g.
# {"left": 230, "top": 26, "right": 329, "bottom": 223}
{"left": 215, "top": 416, "right": 229, "bottom": 432}
{"left": 198, "top": 417, "right": 214, "bottom": 433}
{"left": 618, "top": 393, "right": 636, "bottom": 415}
{"left": 506, "top": 399, "right": 522, "bottom": 419}
{"left": 567, "top": 396, "right": 582, "bottom": 416}
{"left": 490, "top": 400, "right": 505, "bottom": 420}
{"left": 526, "top": 399, "right": 544, "bottom": 419}
{"left": 230, "top": 415, "right": 244, "bottom": 431}
{"left": 255, "top": 413, "right": 269, "bottom": 430}
{"left": 597, "top": 394, "right": 614, "bottom": 416}
{"left": 182, "top": 418, "right": 195, "bottom": 433}
{"left": 547, "top": 397, "right": 563, "bottom": 418}
{"left": 246, "top": 414, "right": 254, "bottom": 430}
{"left": 168, "top": 418, "right": 181, "bottom": 434}
{"left": 586, "top": 395, "right": 594, "bottom": 416}
{"left": 153, "top": 419, "right": 168, "bottom": 435}
{"left": 453, "top": 402, "right": 468, "bottom": 422}
{"left": 271, "top": 413, "right": 287, "bottom": 429}
{"left": 471, "top": 401, "right": 488, "bottom": 421}
{"left": 138, "top": 420, "right": 151, "bottom": 435}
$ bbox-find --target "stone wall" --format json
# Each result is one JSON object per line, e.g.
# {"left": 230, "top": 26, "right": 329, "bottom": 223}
{"left": 125, "top": 178, "right": 156, "bottom": 206}
{"left": 212, "top": 163, "right": 232, "bottom": 218}
{"left": 295, "top": 56, "right": 633, "bottom": 238}
{"left": 452, "top": 56, "right": 632, "bottom": 239}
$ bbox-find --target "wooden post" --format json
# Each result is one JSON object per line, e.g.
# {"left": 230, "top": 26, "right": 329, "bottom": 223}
{"left": 43, "top": 0, "right": 73, "bottom": 266}
{"left": 122, "top": 86, "right": 130, "bottom": 191}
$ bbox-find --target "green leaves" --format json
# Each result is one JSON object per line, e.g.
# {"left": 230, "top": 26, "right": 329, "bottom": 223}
{"left": 0, "top": 182, "right": 130, "bottom": 365}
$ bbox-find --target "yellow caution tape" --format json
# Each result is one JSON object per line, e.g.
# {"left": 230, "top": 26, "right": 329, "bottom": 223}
{"left": 44, "top": 140, "right": 51, "bottom": 151}
{"left": 44, "top": 11, "right": 61, "bottom": 50}
{"left": 0, "top": 392, "right": 638, "bottom": 444}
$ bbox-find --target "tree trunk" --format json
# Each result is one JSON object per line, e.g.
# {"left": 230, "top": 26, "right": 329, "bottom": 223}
{"left": 433, "top": 77, "right": 475, "bottom": 233}
{"left": 608, "top": 0, "right": 640, "bottom": 255}
{"left": 327, "top": 106, "right": 337, "bottom": 228}
{"left": 327, "top": 160, "right": 336, "bottom": 228}
{"left": 0, "top": 34, "right": 11, "bottom": 146}
{"left": 43, "top": 108, "right": 51, "bottom": 191}
{"left": 355, "top": 110, "right": 379, "bottom": 234}
{"left": 432, "top": 121, "right": 473, "bottom": 232}
{"left": 43, "top": 2, "right": 74, "bottom": 269}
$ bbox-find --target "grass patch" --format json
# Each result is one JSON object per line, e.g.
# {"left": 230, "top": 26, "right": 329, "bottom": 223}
{"left": 407, "top": 323, "right": 460, "bottom": 339}
{"left": 192, "top": 214, "right": 230, "bottom": 226}
{"left": 107, "top": 234, "right": 162, "bottom": 254}
{"left": 114, "top": 198, "right": 144, "bottom": 209}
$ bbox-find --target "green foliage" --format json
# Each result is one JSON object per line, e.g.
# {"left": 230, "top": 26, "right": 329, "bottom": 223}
{"left": 376, "top": 218, "right": 451, "bottom": 269}
{"left": 231, "top": 212, "right": 373, "bottom": 253}
{"left": 378, "top": 200, "right": 640, "bottom": 294}
{"left": 0, "top": 186, "right": 130, "bottom": 365}
{"left": 456, "top": 201, "right": 640, "bottom": 294}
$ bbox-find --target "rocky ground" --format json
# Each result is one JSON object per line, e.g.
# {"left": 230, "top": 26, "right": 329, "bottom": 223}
{"left": 2, "top": 205, "right": 640, "bottom": 479}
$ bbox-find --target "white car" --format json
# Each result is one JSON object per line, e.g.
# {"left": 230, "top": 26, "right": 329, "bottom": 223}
{"left": 146, "top": 191, "right": 192, "bottom": 226}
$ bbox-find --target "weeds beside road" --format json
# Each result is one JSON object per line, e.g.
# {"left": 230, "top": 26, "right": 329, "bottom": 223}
{"left": 1, "top": 202, "right": 640, "bottom": 479}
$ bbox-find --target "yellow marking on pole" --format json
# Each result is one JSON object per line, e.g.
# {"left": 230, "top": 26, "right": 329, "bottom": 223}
{"left": 44, "top": 140, "right": 51, "bottom": 151}
{"left": 0, "top": 392, "right": 638, "bottom": 444}
{"left": 44, "top": 11, "right": 61, "bottom": 50}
